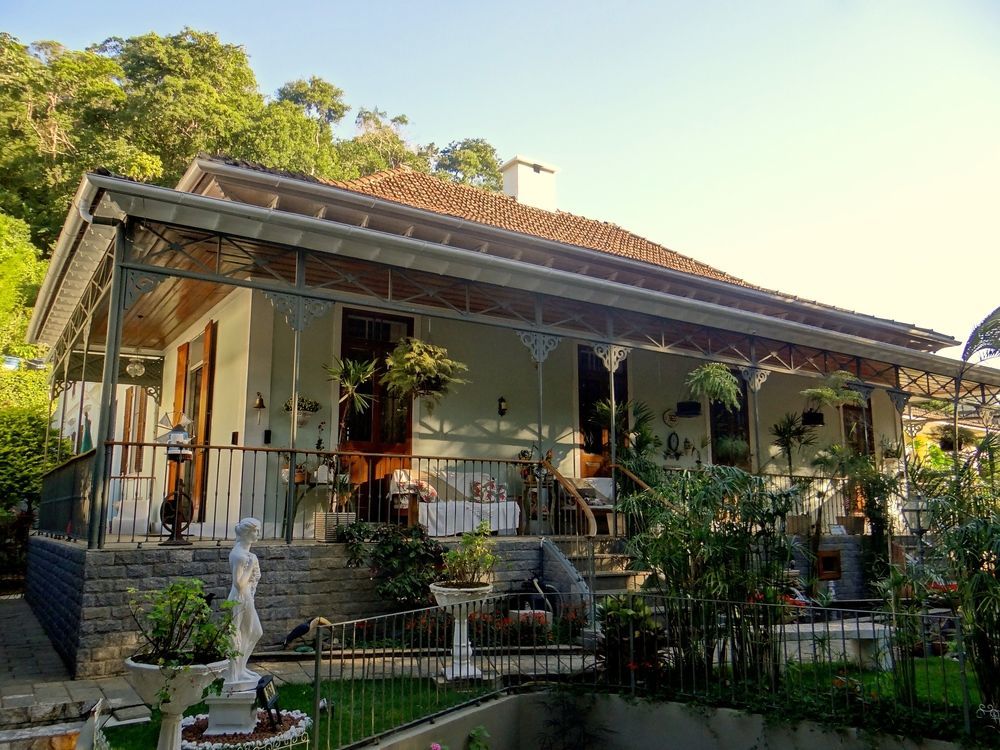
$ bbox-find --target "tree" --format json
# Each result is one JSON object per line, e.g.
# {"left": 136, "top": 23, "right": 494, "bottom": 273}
{"left": 0, "top": 408, "right": 56, "bottom": 511}
{"left": 98, "top": 28, "right": 264, "bottom": 186}
{"left": 433, "top": 138, "right": 502, "bottom": 190}
{"left": 337, "top": 108, "right": 435, "bottom": 177}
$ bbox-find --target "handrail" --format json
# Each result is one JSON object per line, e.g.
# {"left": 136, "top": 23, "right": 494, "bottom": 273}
{"left": 611, "top": 463, "right": 683, "bottom": 514}
{"left": 542, "top": 459, "right": 597, "bottom": 537}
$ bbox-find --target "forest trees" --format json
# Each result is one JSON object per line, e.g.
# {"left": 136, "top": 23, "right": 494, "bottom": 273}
{"left": 0, "top": 27, "right": 503, "bottom": 255}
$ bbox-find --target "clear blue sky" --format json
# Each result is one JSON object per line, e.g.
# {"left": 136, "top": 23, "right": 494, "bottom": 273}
{"left": 6, "top": 0, "right": 999, "bottom": 360}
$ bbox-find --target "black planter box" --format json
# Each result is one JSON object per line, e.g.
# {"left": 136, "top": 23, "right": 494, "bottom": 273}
{"left": 802, "top": 409, "right": 825, "bottom": 426}
{"left": 676, "top": 401, "right": 702, "bottom": 418}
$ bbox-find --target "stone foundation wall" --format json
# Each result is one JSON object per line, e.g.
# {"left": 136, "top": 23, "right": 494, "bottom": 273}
{"left": 26, "top": 536, "right": 549, "bottom": 679}
{"left": 25, "top": 538, "right": 87, "bottom": 673}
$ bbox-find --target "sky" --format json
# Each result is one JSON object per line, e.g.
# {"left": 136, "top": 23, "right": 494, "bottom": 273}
{"left": 5, "top": 0, "right": 999, "bottom": 361}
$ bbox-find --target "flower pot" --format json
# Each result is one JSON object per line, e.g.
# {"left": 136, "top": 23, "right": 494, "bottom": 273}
{"left": 785, "top": 514, "right": 812, "bottom": 536}
{"left": 430, "top": 582, "right": 492, "bottom": 680}
{"left": 836, "top": 515, "right": 866, "bottom": 536}
{"left": 802, "top": 409, "right": 825, "bottom": 427}
{"left": 676, "top": 400, "right": 702, "bottom": 418}
{"left": 124, "top": 657, "right": 228, "bottom": 750}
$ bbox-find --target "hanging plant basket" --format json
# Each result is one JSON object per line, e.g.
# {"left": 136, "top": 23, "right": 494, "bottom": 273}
{"left": 676, "top": 400, "right": 702, "bottom": 418}
{"left": 802, "top": 408, "right": 825, "bottom": 427}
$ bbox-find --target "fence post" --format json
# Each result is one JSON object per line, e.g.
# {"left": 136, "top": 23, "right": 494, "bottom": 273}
{"left": 955, "top": 614, "right": 972, "bottom": 735}
{"left": 313, "top": 625, "right": 324, "bottom": 748}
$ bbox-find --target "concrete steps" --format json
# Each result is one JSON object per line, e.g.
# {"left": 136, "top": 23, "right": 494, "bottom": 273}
{"left": 550, "top": 540, "right": 650, "bottom": 594}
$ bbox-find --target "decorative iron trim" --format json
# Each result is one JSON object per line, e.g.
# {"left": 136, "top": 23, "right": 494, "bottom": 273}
{"left": 885, "top": 388, "right": 911, "bottom": 414}
{"left": 845, "top": 381, "right": 875, "bottom": 402}
{"left": 123, "top": 270, "right": 165, "bottom": 311}
{"left": 516, "top": 330, "right": 560, "bottom": 364}
{"left": 263, "top": 291, "right": 332, "bottom": 332}
{"left": 739, "top": 366, "right": 770, "bottom": 393}
{"left": 591, "top": 343, "right": 630, "bottom": 373}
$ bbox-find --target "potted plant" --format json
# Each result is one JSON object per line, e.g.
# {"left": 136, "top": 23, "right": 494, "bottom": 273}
{"left": 429, "top": 521, "right": 498, "bottom": 679}
{"left": 314, "top": 357, "right": 377, "bottom": 539}
{"left": 382, "top": 337, "right": 468, "bottom": 411}
{"left": 124, "top": 578, "right": 235, "bottom": 750}
{"left": 800, "top": 371, "right": 866, "bottom": 427}
{"left": 284, "top": 395, "right": 321, "bottom": 427}
{"left": 712, "top": 434, "right": 750, "bottom": 466}
{"left": 677, "top": 363, "right": 741, "bottom": 418}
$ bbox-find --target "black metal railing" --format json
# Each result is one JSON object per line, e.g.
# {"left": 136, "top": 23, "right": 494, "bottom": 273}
{"left": 304, "top": 591, "right": 971, "bottom": 748}
{"left": 37, "top": 449, "right": 95, "bottom": 541}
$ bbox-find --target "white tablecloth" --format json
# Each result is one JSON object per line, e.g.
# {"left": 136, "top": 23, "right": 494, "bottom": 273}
{"left": 418, "top": 501, "right": 520, "bottom": 536}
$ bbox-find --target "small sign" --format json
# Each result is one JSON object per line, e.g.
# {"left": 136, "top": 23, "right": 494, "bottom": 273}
{"left": 830, "top": 524, "right": 847, "bottom": 536}
{"left": 256, "top": 675, "right": 281, "bottom": 730}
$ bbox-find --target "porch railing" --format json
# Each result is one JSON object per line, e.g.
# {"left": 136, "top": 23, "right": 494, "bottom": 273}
{"left": 97, "top": 442, "right": 570, "bottom": 544}
{"left": 37, "top": 449, "right": 95, "bottom": 541}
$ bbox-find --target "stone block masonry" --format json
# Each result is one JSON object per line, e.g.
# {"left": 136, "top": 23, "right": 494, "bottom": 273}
{"left": 26, "top": 536, "right": 547, "bottom": 679}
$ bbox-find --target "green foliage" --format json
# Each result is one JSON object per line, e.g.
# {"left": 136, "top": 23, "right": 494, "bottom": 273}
{"left": 467, "top": 725, "right": 491, "bottom": 750}
{"left": 381, "top": 337, "right": 468, "bottom": 410}
{"left": 339, "top": 522, "right": 445, "bottom": 608}
{"left": 800, "top": 370, "right": 867, "bottom": 409}
{"left": 0, "top": 30, "right": 501, "bottom": 254}
{"left": 622, "top": 466, "right": 797, "bottom": 603}
{"left": 325, "top": 356, "right": 376, "bottom": 444}
{"left": 0, "top": 408, "right": 65, "bottom": 511}
{"left": 684, "top": 363, "right": 741, "bottom": 412}
{"left": 592, "top": 399, "right": 663, "bottom": 482}
{"left": 712, "top": 434, "right": 750, "bottom": 466}
{"left": 441, "top": 521, "right": 498, "bottom": 585}
{"left": 433, "top": 138, "right": 502, "bottom": 190}
{"left": 127, "top": 578, "right": 235, "bottom": 666}
{"left": 769, "top": 412, "right": 817, "bottom": 474}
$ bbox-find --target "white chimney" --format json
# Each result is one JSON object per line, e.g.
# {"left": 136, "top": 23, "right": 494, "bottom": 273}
{"left": 500, "top": 155, "right": 558, "bottom": 212}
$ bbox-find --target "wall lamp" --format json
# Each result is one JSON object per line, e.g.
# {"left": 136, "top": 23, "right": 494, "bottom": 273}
{"left": 253, "top": 392, "right": 266, "bottom": 424}
{"left": 497, "top": 396, "right": 508, "bottom": 417}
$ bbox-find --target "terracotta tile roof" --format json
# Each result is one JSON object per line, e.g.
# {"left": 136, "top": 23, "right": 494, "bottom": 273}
{"left": 205, "top": 156, "right": 747, "bottom": 287}
{"left": 324, "top": 166, "right": 750, "bottom": 287}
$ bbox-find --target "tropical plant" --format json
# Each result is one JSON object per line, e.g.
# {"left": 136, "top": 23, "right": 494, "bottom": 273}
{"left": 712, "top": 434, "right": 750, "bottom": 466}
{"left": 683, "top": 362, "right": 742, "bottom": 412}
{"left": 769, "top": 412, "right": 817, "bottom": 475}
{"left": 325, "top": 357, "right": 377, "bottom": 441}
{"left": 339, "top": 522, "right": 445, "bottom": 608}
{"left": 619, "top": 466, "right": 797, "bottom": 680}
{"left": 127, "top": 578, "right": 235, "bottom": 666}
{"left": 597, "top": 594, "right": 662, "bottom": 685}
{"left": 930, "top": 424, "right": 977, "bottom": 452}
{"left": 381, "top": 337, "right": 468, "bottom": 410}
{"left": 592, "top": 399, "right": 663, "bottom": 483}
{"left": 800, "top": 371, "right": 867, "bottom": 410}
{"left": 439, "top": 521, "right": 498, "bottom": 587}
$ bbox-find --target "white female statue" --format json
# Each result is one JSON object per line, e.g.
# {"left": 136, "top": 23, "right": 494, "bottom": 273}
{"left": 224, "top": 518, "right": 263, "bottom": 689}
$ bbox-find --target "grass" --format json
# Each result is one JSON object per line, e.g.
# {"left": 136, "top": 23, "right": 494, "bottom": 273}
{"left": 102, "top": 678, "right": 495, "bottom": 750}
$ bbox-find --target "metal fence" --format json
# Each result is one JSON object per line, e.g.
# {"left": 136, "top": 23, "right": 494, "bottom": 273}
{"left": 302, "top": 591, "right": 971, "bottom": 749}
{"left": 37, "top": 449, "right": 94, "bottom": 541}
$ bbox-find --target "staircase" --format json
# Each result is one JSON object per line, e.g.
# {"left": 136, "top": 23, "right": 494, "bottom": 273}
{"left": 553, "top": 538, "right": 650, "bottom": 594}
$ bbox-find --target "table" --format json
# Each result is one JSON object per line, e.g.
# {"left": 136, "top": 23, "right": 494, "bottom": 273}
{"left": 418, "top": 500, "right": 520, "bottom": 537}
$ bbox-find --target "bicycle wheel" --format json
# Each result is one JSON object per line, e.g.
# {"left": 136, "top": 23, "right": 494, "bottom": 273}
{"left": 160, "top": 490, "right": 194, "bottom": 534}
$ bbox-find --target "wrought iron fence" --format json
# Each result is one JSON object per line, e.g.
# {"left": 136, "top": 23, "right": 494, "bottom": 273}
{"left": 303, "top": 592, "right": 970, "bottom": 749}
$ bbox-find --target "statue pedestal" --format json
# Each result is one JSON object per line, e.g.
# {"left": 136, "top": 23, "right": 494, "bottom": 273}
{"left": 205, "top": 687, "right": 258, "bottom": 736}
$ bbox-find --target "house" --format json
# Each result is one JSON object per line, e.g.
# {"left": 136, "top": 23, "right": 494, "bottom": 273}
{"left": 27, "top": 154, "right": 1000, "bottom": 547}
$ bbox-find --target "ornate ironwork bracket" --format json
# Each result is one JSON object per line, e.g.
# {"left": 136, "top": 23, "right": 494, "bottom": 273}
{"left": 739, "top": 366, "right": 770, "bottom": 393}
{"left": 846, "top": 381, "right": 875, "bottom": 402}
{"left": 264, "top": 292, "right": 333, "bottom": 332}
{"left": 886, "top": 388, "right": 911, "bottom": 414}
{"left": 123, "top": 270, "right": 165, "bottom": 311}
{"left": 591, "top": 343, "right": 630, "bottom": 373}
{"left": 516, "top": 330, "right": 561, "bottom": 364}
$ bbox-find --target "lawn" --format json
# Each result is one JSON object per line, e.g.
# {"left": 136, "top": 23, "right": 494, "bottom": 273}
{"left": 102, "top": 678, "right": 495, "bottom": 750}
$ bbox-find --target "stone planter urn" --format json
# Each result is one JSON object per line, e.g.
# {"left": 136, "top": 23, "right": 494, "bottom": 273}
{"left": 124, "top": 658, "right": 228, "bottom": 750}
{"left": 430, "top": 582, "right": 492, "bottom": 680}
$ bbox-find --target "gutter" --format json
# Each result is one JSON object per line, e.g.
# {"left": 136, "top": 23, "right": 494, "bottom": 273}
{"left": 196, "top": 158, "right": 958, "bottom": 348}
{"left": 33, "top": 171, "right": 1000, "bottom": 388}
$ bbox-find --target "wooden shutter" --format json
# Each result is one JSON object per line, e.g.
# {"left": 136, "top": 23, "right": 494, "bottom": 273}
{"left": 121, "top": 388, "right": 134, "bottom": 472}
{"left": 191, "top": 321, "right": 217, "bottom": 518}
{"left": 167, "top": 342, "right": 190, "bottom": 495}
{"left": 134, "top": 388, "right": 147, "bottom": 473}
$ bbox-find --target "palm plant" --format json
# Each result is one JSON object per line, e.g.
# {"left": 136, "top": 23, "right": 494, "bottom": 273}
{"left": 325, "top": 356, "right": 377, "bottom": 445}
{"left": 592, "top": 399, "right": 663, "bottom": 484}
{"left": 769, "top": 412, "right": 817, "bottom": 475}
